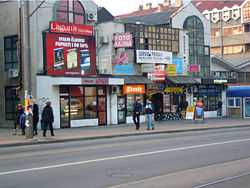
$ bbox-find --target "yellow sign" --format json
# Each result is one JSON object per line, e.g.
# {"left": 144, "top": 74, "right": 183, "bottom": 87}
{"left": 167, "top": 64, "right": 176, "bottom": 76}
{"left": 187, "top": 106, "right": 195, "bottom": 113}
{"left": 165, "top": 87, "right": 183, "bottom": 93}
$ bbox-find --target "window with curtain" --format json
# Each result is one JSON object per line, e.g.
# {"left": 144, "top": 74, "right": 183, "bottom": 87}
{"left": 4, "top": 35, "right": 18, "bottom": 70}
{"left": 57, "top": 0, "right": 85, "bottom": 24}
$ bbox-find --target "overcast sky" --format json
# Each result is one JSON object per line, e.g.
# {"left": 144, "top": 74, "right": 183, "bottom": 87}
{"left": 92, "top": 0, "right": 189, "bottom": 16}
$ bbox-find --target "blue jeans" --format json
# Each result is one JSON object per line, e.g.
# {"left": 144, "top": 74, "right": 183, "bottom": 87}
{"left": 146, "top": 114, "right": 154, "bottom": 129}
{"left": 217, "top": 108, "right": 222, "bottom": 116}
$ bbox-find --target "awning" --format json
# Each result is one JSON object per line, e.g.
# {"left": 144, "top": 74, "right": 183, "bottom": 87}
{"left": 165, "top": 76, "right": 200, "bottom": 84}
{"left": 113, "top": 75, "right": 154, "bottom": 85}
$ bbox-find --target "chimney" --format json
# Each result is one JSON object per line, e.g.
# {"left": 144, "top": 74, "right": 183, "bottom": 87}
{"left": 175, "top": 0, "right": 183, "bottom": 7}
{"left": 138, "top": 5, "right": 143, "bottom": 11}
{"left": 163, "top": 0, "right": 171, "bottom": 6}
{"left": 158, "top": 3, "right": 164, "bottom": 12}
{"left": 145, "top": 3, "right": 152, "bottom": 9}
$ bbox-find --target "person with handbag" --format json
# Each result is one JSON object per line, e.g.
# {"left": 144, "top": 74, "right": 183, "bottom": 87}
{"left": 42, "top": 101, "right": 55, "bottom": 137}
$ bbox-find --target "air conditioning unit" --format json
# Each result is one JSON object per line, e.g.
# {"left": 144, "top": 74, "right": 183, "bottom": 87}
{"left": 111, "top": 85, "right": 119, "bottom": 94}
{"left": 8, "top": 69, "right": 18, "bottom": 78}
{"left": 87, "top": 13, "right": 97, "bottom": 21}
{"left": 100, "top": 36, "right": 109, "bottom": 44}
{"left": 191, "top": 86, "right": 197, "bottom": 93}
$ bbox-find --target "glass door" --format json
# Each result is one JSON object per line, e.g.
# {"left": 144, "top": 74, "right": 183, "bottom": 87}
{"left": 244, "top": 97, "right": 250, "bottom": 118}
{"left": 60, "top": 97, "right": 70, "bottom": 128}
{"left": 117, "top": 96, "right": 126, "bottom": 123}
{"left": 98, "top": 96, "right": 107, "bottom": 125}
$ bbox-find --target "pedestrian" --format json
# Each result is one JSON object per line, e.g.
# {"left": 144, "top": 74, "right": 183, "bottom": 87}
{"left": 145, "top": 99, "right": 154, "bottom": 130}
{"left": 12, "top": 102, "right": 24, "bottom": 135}
{"left": 217, "top": 99, "right": 223, "bottom": 117}
{"left": 31, "top": 99, "right": 39, "bottom": 135}
{"left": 133, "top": 99, "right": 142, "bottom": 130}
{"left": 19, "top": 111, "right": 26, "bottom": 135}
{"left": 42, "top": 101, "right": 55, "bottom": 137}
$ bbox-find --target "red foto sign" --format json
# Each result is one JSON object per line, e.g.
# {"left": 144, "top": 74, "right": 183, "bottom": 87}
{"left": 113, "top": 33, "right": 133, "bottom": 48}
{"left": 82, "top": 78, "right": 109, "bottom": 85}
{"left": 50, "top": 21, "right": 93, "bottom": 36}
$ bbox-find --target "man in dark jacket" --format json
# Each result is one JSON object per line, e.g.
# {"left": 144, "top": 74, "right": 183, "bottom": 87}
{"left": 133, "top": 99, "right": 142, "bottom": 130}
{"left": 32, "top": 99, "right": 39, "bottom": 135}
{"left": 42, "top": 101, "right": 54, "bottom": 137}
{"left": 217, "top": 99, "right": 223, "bottom": 117}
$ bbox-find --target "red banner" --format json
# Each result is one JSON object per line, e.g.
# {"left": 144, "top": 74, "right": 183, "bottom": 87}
{"left": 50, "top": 21, "right": 93, "bottom": 36}
{"left": 46, "top": 33, "right": 96, "bottom": 76}
{"left": 189, "top": 65, "right": 200, "bottom": 72}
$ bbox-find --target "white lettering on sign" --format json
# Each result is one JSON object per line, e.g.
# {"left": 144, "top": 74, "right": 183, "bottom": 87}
{"left": 126, "top": 86, "right": 142, "bottom": 93}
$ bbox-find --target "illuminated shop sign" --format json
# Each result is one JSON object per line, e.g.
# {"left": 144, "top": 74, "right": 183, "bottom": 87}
{"left": 136, "top": 50, "right": 172, "bottom": 64}
{"left": 46, "top": 33, "right": 96, "bottom": 76}
{"left": 165, "top": 87, "right": 183, "bottom": 93}
{"left": 214, "top": 79, "right": 228, "bottom": 84}
{"left": 82, "top": 78, "right": 109, "bottom": 85}
{"left": 113, "top": 33, "right": 133, "bottom": 48}
{"left": 50, "top": 21, "right": 93, "bottom": 36}
{"left": 123, "top": 85, "right": 145, "bottom": 94}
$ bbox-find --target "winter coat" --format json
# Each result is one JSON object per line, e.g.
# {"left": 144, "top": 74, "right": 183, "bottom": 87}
{"left": 145, "top": 103, "right": 154, "bottom": 114}
{"left": 14, "top": 108, "right": 24, "bottom": 124}
{"left": 42, "top": 105, "right": 54, "bottom": 123}
{"left": 218, "top": 101, "right": 223, "bottom": 109}
{"left": 133, "top": 102, "right": 142, "bottom": 114}
{"left": 32, "top": 103, "right": 39, "bottom": 124}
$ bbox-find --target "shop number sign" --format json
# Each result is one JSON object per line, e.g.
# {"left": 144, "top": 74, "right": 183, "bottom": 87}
{"left": 123, "top": 85, "right": 145, "bottom": 94}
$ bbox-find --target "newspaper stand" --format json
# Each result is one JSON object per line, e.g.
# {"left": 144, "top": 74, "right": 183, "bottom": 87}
{"left": 195, "top": 102, "right": 204, "bottom": 121}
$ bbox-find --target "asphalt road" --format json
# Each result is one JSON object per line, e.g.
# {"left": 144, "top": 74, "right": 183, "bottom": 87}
{"left": 0, "top": 127, "right": 250, "bottom": 188}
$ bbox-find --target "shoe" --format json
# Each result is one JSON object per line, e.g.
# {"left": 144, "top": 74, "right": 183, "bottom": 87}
{"left": 51, "top": 134, "right": 55, "bottom": 136}
{"left": 152, "top": 128, "right": 155, "bottom": 130}
{"left": 43, "top": 135, "right": 46, "bottom": 137}
{"left": 147, "top": 128, "right": 150, "bottom": 130}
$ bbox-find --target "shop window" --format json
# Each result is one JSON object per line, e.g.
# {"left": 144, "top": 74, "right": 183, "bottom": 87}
{"left": 5, "top": 86, "right": 20, "bottom": 120}
{"left": 243, "top": 2, "right": 250, "bottom": 22}
{"left": 237, "top": 72, "right": 245, "bottom": 82}
{"left": 4, "top": 35, "right": 18, "bottom": 70}
{"left": 126, "top": 94, "right": 144, "bottom": 116}
{"left": 228, "top": 98, "right": 241, "bottom": 108}
{"left": 56, "top": 0, "right": 85, "bottom": 24}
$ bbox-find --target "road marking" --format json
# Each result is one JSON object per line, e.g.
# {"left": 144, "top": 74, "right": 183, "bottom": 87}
{"left": 0, "top": 138, "right": 250, "bottom": 176}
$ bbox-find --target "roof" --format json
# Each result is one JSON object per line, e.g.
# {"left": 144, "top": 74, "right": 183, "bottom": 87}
{"left": 115, "top": 11, "right": 175, "bottom": 25}
{"left": 115, "top": 6, "right": 180, "bottom": 19}
{"left": 192, "top": 0, "right": 245, "bottom": 12}
{"left": 113, "top": 75, "right": 154, "bottom": 84}
{"left": 211, "top": 55, "right": 237, "bottom": 71}
{"left": 227, "top": 86, "right": 250, "bottom": 97}
{"left": 166, "top": 76, "right": 200, "bottom": 84}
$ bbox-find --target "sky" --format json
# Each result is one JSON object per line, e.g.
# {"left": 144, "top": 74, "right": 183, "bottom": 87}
{"left": 92, "top": 0, "right": 191, "bottom": 16}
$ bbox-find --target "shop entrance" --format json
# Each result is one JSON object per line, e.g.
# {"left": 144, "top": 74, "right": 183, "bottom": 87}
{"left": 151, "top": 93, "right": 163, "bottom": 114}
{"left": 60, "top": 96, "right": 70, "bottom": 128}
{"left": 117, "top": 95, "right": 126, "bottom": 123}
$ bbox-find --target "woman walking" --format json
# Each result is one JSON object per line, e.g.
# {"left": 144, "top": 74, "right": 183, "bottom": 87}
{"left": 42, "top": 101, "right": 55, "bottom": 137}
{"left": 32, "top": 99, "right": 39, "bottom": 135}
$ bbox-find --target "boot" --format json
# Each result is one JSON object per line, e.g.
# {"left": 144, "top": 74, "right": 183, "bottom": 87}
{"left": 19, "top": 129, "right": 23, "bottom": 135}
{"left": 12, "top": 129, "right": 17, "bottom": 135}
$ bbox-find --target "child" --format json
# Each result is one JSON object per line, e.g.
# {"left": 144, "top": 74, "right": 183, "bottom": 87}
{"left": 19, "top": 112, "right": 26, "bottom": 135}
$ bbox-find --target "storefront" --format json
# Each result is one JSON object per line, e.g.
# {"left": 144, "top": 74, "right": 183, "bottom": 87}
{"left": 227, "top": 86, "right": 250, "bottom": 118}
{"left": 200, "top": 78, "right": 237, "bottom": 117}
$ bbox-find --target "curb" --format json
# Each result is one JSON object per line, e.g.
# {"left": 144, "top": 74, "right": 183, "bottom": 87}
{"left": 1, "top": 124, "right": 250, "bottom": 148}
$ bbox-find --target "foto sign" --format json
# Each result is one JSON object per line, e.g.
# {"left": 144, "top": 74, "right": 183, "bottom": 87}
{"left": 113, "top": 33, "right": 133, "bottom": 48}
{"left": 136, "top": 50, "right": 172, "bottom": 64}
{"left": 123, "top": 85, "right": 145, "bottom": 94}
{"left": 50, "top": 21, "right": 93, "bottom": 36}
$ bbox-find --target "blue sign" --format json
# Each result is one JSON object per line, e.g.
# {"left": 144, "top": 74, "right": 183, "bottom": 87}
{"left": 115, "top": 65, "right": 134, "bottom": 74}
{"left": 173, "top": 58, "right": 183, "bottom": 74}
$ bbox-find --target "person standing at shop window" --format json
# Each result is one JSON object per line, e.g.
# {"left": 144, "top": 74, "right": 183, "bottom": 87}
{"left": 133, "top": 99, "right": 142, "bottom": 130}
{"left": 42, "top": 101, "right": 55, "bottom": 137}
{"left": 217, "top": 99, "right": 223, "bottom": 117}
{"left": 145, "top": 99, "right": 155, "bottom": 130}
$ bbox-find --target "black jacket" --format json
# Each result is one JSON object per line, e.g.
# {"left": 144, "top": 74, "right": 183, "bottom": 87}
{"left": 32, "top": 103, "right": 39, "bottom": 124}
{"left": 42, "top": 105, "right": 54, "bottom": 123}
{"left": 14, "top": 108, "right": 24, "bottom": 124}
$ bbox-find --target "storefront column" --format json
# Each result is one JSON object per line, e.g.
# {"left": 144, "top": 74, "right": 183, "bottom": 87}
{"left": 110, "top": 93, "right": 118, "bottom": 124}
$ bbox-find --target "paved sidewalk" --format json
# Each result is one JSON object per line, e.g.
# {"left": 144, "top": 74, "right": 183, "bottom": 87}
{"left": 0, "top": 117, "right": 250, "bottom": 148}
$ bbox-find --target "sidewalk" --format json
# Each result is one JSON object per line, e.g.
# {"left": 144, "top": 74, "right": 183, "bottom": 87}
{"left": 0, "top": 117, "right": 250, "bottom": 148}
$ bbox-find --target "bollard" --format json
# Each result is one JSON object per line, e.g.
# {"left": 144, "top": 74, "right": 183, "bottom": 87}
{"left": 26, "top": 113, "right": 33, "bottom": 139}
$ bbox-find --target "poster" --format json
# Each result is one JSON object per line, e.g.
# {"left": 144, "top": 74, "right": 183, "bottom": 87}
{"left": 186, "top": 106, "right": 195, "bottom": 119}
{"left": 46, "top": 33, "right": 96, "bottom": 76}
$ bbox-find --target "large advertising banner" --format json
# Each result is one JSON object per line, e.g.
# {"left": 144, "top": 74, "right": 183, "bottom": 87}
{"left": 147, "top": 64, "right": 166, "bottom": 82}
{"left": 113, "top": 33, "right": 133, "bottom": 48}
{"left": 136, "top": 50, "right": 172, "bottom": 64}
{"left": 46, "top": 33, "right": 96, "bottom": 76}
